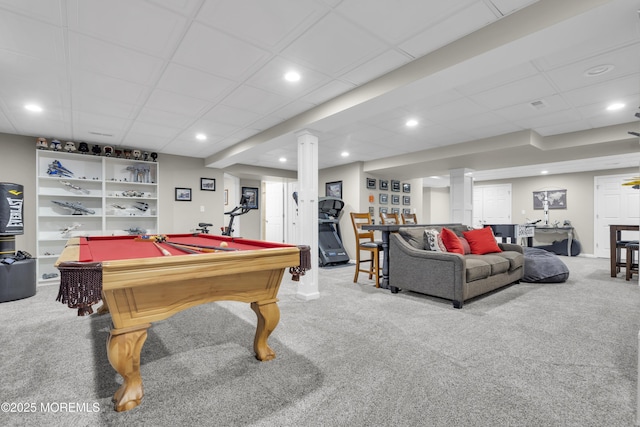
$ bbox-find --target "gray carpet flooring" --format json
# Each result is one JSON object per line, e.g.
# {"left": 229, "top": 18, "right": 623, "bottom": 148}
{"left": 1, "top": 255, "right": 638, "bottom": 426}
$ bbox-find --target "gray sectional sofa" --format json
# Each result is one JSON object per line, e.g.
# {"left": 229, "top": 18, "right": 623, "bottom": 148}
{"left": 389, "top": 225, "right": 524, "bottom": 308}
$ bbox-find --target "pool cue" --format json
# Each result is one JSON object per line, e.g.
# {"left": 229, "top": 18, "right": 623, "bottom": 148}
{"left": 153, "top": 242, "right": 172, "bottom": 256}
{"left": 165, "top": 242, "right": 226, "bottom": 253}
{"left": 162, "top": 241, "right": 201, "bottom": 254}
{"left": 167, "top": 241, "right": 238, "bottom": 251}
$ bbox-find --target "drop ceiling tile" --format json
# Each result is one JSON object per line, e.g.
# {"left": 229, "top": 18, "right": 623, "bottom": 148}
{"left": 67, "top": 0, "right": 187, "bottom": 57}
{"left": 0, "top": 0, "right": 63, "bottom": 25}
{"left": 562, "top": 74, "right": 640, "bottom": 107}
{"left": 340, "top": 49, "right": 412, "bottom": 85}
{"left": 146, "top": 0, "right": 203, "bottom": 16}
{"left": 273, "top": 100, "right": 317, "bottom": 120}
{"left": 121, "top": 132, "right": 175, "bottom": 151}
{"left": 157, "top": 63, "right": 237, "bottom": 102}
{"left": 469, "top": 74, "right": 556, "bottom": 110}
{"left": 0, "top": 10, "right": 65, "bottom": 62}
{"left": 489, "top": 0, "right": 538, "bottom": 16}
{"left": 201, "top": 105, "right": 261, "bottom": 128}
{"left": 337, "top": 0, "right": 477, "bottom": 44}
{"left": 494, "top": 94, "right": 571, "bottom": 121}
{"left": 281, "top": 13, "right": 386, "bottom": 75}
{"left": 144, "top": 89, "right": 213, "bottom": 117}
{"left": 223, "top": 85, "right": 292, "bottom": 115}
{"left": 181, "top": 120, "right": 238, "bottom": 139}
{"left": 195, "top": 0, "right": 324, "bottom": 50}
{"left": 421, "top": 97, "right": 488, "bottom": 123}
{"left": 513, "top": 109, "right": 582, "bottom": 130}
{"left": 300, "top": 80, "right": 356, "bottom": 105}
{"left": 464, "top": 123, "right": 522, "bottom": 140}
{"left": 172, "top": 22, "right": 270, "bottom": 81}
{"left": 72, "top": 93, "right": 139, "bottom": 119}
{"left": 68, "top": 33, "right": 165, "bottom": 84}
{"left": 72, "top": 111, "right": 131, "bottom": 138}
{"left": 135, "top": 106, "right": 194, "bottom": 128}
{"left": 455, "top": 62, "right": 539, "bottom": 96}
{"left": 398, "top": 1, "right": 496, "bottom": 58}
{"left": 246, "top": 56, "right": 331, "bottom": 97}
{"left": 72, "top": 70, "right": 149, "bottom": 105}
{"left": 543, "top": 43, "right": 640, "bottom": 92}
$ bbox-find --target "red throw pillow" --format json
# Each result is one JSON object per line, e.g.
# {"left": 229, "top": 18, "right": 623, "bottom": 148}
{"left": 463, "top": 227, "right": 503, "bottom": 255}
{"left": 440, "top": 227, "right": 464, "bottom": 254}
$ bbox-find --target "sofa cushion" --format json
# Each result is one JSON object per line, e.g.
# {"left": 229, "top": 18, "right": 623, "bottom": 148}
{"left": 398, "top": 227, "right": 425, "bottom": 250}
{"left": 466, "top": 254, "right": 510, "bottom": 275}
{"left": 459, "top": 237, "right": 471, "bottom": 255}
{"left": 465, "top": 258, "right": 492, "bottom": 282}
{"left": 463, "top": 227, "right": 502, "bottom": 255}
{"left": 441, "top": 228, "right": 465, "bottom": 254}
{"left": 496, "top": 251, "right": 525, "bottom": 271}
{"left": 424, "top": 229, "right": 446, "bottom": 252}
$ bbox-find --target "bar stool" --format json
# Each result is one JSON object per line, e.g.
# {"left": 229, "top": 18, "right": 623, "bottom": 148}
{"left": 616, "top": 239, "right": 633, "bottom": 274}
{"left": 625, "top": 241, "right": 639, "bottom": 281}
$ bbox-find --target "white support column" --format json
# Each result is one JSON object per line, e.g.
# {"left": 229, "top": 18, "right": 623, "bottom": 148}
{"left": 295, "top": 130, "right": 320, "bottom": 301}
{"left": 449, "top": 168, "right": 474, "bottom": 226}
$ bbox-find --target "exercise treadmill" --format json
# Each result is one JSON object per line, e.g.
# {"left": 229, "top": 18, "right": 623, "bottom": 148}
{"left": 318, "top": 196, "right": 350, "bottom": 266}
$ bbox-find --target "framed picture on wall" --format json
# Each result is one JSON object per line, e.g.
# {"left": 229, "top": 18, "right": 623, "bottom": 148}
{"left": 200, "top": 178, "right": 216, "bottom": 191}
{"left": 379, "top": 179, "right": 389, "bottom": 190}
{"left": 175, "top": 187, "right": 192, "bottom": 201}
{"left": 391, "top": 195, "right": 400, "bottom": 205}
{"left": 224, "top": 189, "right": 228, "bottom": 205}
{"left": 403, "top": 196, "right": 411, "bottom": 205}
{"left": 391, "top": 208, "right": 400, "bottom": 214}
{"left": 366, "top": 177, "right": 376, "bottom": 189}
{"left": 241, "top": 186, "right": 259, "bottom": 209}
{"left": 326, "top": 181, "right": 343, "bottom": 199}
{"left": 391, "top": 180, "right": 401, "bottom": 192}
{"left": 402, "top": 182, "right": 411, "bottom": 193}
{"left": 379, "top": 193, "right": 388, "bottom": 204}
{"left": 379, "top": 207, "right": 388, "bottom": 214}
{"left": 403, "top": 208, "right": 412, "bottom": 215}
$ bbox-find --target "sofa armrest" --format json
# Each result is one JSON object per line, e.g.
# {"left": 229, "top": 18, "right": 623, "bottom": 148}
{"left": 389, "top": 233, "right": 465, "bottom": 304}
{"left": 498, "top": 243, "right": 523, "bottom": 253}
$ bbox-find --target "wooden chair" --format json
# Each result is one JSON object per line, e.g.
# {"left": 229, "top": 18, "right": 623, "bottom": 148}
{"left": 379, "top": 212, "right": 399, "bottom": 225}
{"left": 401, "top": 213, "right": 418, "bottom": 224}
{"left": 350, "top": 212, "right": 382, "bottom": 287}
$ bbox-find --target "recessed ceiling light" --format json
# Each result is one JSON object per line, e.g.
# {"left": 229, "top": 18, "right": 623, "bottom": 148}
{"left": 196, "top": 133, "right": 207, "bottom": 141}
{"left": 279, "top": 157, "right": 286, "bottom": 162}
{"left": 24, "top": 104, "right": 43, "bottom": 112}
{"left": 341, "top": 151, "right": 349, "bottom": 157}
{"left": 406, "top": 119, "right": 418, "bottom": 127}
{"left": 541, "top": 170, "right": 549, "bottom": 175}
{"left": 284, "top": 71, "right": 301, "bottom": 82}
{"left": 606, "top": 102, "right": 625, "bottom": 111}
{"left": 583, "top": 64, "right": 615, "bottom": 77}
{"left": 429, "top": 176, "right": 442, "bottom": 179}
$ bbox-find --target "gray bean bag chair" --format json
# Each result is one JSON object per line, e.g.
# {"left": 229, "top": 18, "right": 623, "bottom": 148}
{"left": 522, "top": 247, "right": 570, "bottom": 283}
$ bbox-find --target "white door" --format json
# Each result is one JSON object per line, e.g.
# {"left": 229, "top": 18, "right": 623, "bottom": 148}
{"left": 265, "top": 181, "right": 285, "bottom": 242}
{"left": 473, "top": 184, "right": 512, "bottom": 227}
{"left": 594, "top": 174, "right": 640, "bottom": 258}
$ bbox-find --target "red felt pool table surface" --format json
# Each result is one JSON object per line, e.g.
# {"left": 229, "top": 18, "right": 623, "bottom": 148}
{"left": 75, "top": 233, "right": 296, "bottom": 262}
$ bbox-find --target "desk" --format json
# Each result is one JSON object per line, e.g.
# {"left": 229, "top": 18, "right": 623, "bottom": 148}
{"left": 528, "top": 226, "right": 575, "bottom": 256}
{"left": 609, "top": 224, "right": 639, "bottom": 277}
{"left": 361, "top": 223, "right": 459, "bottom": 292}
{"left": 55, "top": 233, "right": 310, "bottom": 412}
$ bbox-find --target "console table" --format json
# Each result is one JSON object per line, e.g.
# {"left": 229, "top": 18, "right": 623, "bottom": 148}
{"left": 527, "top": 226, "right": 575, "bottom": 256}
{"left": 609, "top": 224, "right": 639, "bottom": 277}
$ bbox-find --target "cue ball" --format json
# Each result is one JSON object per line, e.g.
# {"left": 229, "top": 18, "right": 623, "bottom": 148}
{"left": 220, "top": 242, "right": 228, "bottom": 248}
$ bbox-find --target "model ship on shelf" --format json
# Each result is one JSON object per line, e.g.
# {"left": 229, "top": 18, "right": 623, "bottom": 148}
{"left": 51, "top": 200, "right": 95, "bottom": 215}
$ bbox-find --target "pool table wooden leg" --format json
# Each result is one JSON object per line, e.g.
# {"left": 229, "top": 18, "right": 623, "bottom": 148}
{"left": 106, "top": 323, "right": 151, "bottom": 412}
{"left": 251, "top": 300, "right": 280, "bottom": 361}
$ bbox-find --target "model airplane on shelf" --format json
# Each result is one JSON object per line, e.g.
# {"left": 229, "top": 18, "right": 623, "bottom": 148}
{"left": 125, "top": 226, "right": 147, "bottom": 235}
{"left": 59, "top": 180, "right": 89, "bottom": 194}
{"left": 133, "top": 202, "right": 149, "bottom": 212}
{"left": 46, "top": 160, "right": 73, "bottom": 177}
{"left": 60, "top": 223, "right": 82, "bottom": 235}
{"left": 52, "top": 200, "right": 95, "bottom": 215}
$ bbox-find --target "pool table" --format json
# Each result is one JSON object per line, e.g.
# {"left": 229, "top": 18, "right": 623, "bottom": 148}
{"left": 55, "top": 233, "right": 310, "bottom": 412}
